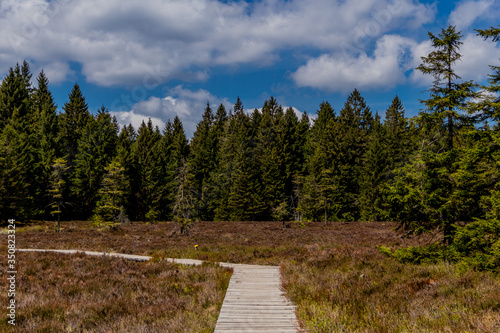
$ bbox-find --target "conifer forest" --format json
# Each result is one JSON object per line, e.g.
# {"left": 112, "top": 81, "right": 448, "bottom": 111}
{"left": 1, "top": 26, "right": 500, "bottom": 269}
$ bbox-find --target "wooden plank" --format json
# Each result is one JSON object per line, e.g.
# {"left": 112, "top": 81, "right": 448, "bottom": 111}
{"left": 214, "top": 264, "right": 299, "bottom": 332}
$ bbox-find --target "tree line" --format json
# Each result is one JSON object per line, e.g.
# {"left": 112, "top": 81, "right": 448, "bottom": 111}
{"left": 1, "top": 26, "right": 499, "bottom": 242}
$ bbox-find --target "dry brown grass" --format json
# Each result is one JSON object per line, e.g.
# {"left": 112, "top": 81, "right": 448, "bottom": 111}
{"left": 2, "top": 220, "right": 499, "bottom": 332}
{"left": 0, "top": 251, "right": 231, "bottom": 332}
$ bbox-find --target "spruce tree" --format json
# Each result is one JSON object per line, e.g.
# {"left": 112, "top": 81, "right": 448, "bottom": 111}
{"left": 71, "top": 107, "right": 118, "bottom": 218}
{"left": 473, "top": 26, "right": 500, "bottom": 123}
{"left": 48, "top": 158, "right": 69, "bottom": 232}
{"left": 0, "top": 62, "right": 41, "bottom": 219}
{"left": 385, "top": 96, "right": 411, "bottom": 167}
{"left": 202, "top": 104, "right": 228, "bottom": 220}
{"left": 416, "top": 25, "right": 478, "bottom": 151}
{"left": 173, "top": 159, "right": 196, "bottom": 233}
{"left": 416, "top": 25, "right": 479, "bottom": 243}
{"left": 132, "top": 119, "right": 162, "bottom": 221}
{"left": 300, "top": 102, "right": 336, "bottom": 221}
{"left": 359, "top": 113, "right": 389, "bottom": 221}
{"left": 335, "top": 89, "right": 372, "bottom": 220}
{"left": 94, "top": 159, "right": 129, "bottom": 222}
{"left": 32, "top": 70, "right": 60, "bottom": 218}
{"left": 116, "top": 124, "right": 137, "bottom": 219}
{"left": 60, "top": 83, "right": 91, "bottom": 165}
{"left": 255, "top": 97, "right": 286, "bottom": 220}
{"left": 0, "top": 63, "right": 31, "bottom": 129}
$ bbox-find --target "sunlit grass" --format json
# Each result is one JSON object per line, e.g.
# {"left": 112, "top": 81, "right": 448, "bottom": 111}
{"left": 0, "top": 252, "right": 231, "bottom": 332}
{"left": 7, "top": 220, "right": 500, "bottom": 332}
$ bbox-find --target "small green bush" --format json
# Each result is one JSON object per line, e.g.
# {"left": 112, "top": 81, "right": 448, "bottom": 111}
{"left": 380, "top": 219, "right": 500, "bottom": 271}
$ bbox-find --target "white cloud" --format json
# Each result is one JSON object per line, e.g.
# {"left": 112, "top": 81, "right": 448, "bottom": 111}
{"left": 292, "top": 35, "right": 417, "bottom": 92}
{"left": 449, "top": 0, "right": 494, "bottom": 30}
{"left": 111, "top": 86, "right": 231, "bottom": 137}
{"left": 411, "top": 33, "right": 500, "bottom": 85}
{"left": 111, "top": 111, "right": 165, "bottom": 133}
{"left": 0, "top": 0, "right": 435, "bottom": 87}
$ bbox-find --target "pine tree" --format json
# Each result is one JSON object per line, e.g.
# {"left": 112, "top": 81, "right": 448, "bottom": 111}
{"left": 335, "top": 89, "right": 372, "bottom": 220}
{"left": 60, "top": 83, "right": 91, "bottom": 165}
{"left": 359, "top": 113, "right": 389, "bottom": 221}
{"left": 71, "top": 107, "right": 118, "bottom": 218}
{"left": 201, "top": 104, "right": 228, "bottom": 220}
{"left": 48, "top": 158, "right": 69, "bottom": 232}
{"left": 416, "top": 25, "right": 478, "bottom": 151}
{"left": 32, "top": 70, "right": 60, "bottom": 218}
{"left": 132, "top": 119, "right": 162, "bottom": 221}
{"left": 473, "top": 26, "right": 500, "bottom": 124}
{"left": 255, "top": 97, "right": 286, "bottom": 220}
{"left": 94, "top": 160, "right": 129, "bottom": 222}
{"left": 300, "top": 102, "right": 337, "bottom": 221}
{"left": 116, "top": 124, "right": 137, "bottom": 219}
{"left": 0, "top": 63, "right": 31, "bottom": 129}
{"left": 0, "top": 124, "right": 29, "bottom": 219}
{"left": 214, "top": 98, "right": 257, "bottom": 220}
{"left": 0, "top": 62, "right": 43, "bottom": 219}
{"left": 385, "top": 96, "right": 412, "bottom": 167}
{"left": 416, "top": 25, "right": 479, "bottom": 243}
{"left": 173, "top": 160, "right": 196, "bottom": 234}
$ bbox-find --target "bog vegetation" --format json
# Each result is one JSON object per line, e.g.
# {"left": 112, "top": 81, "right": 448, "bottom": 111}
{"left": 6, "top": 221, "right": 500, "bottom": 332}
{"left": 2, "top": 25, "right": 500, "bottom": 269}
{"left": 0, "top": 249, "right": 231, "bottom": 332}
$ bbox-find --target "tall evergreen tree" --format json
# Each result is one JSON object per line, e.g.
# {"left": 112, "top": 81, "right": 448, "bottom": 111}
{"left": 60, "top": 83, "right": 91, "bottom": 165}
{"left": 94, "top": 160, "right": 129, "bottom": 222}
{"left": 473, "top": 26, "right": 500, "bottom": 124}
{"left": 71, "top": 107, "right": 118, "bottom": 218}
{"left": 415, "top": 25, "right": 479, "bottom": 243}
{"left": 32, "top": 70, "right": 60, "bottom": 218}
{"left": 385, "top": 96, "right": 412, "bottom": 167}
{"left": 48, "top": 158, "right": 69, "bottom": 232}
{"left": 0, "top": 62, "right": 32, "bottom": 129}
{"left": 359, "top": 113, "right": 389, "bottom": 221}
{"left": 132, "top": 119, "right": 162, "bottom": 220}
{"left": 173, "top": 159, "right": 196, "bottom": 233}
{"left": 201, "top": 104, "right": 228, "bottom": 220}
{"left": 416, "top": 25, "right": 478, "bottom": 151}
{"left": 334, "top": 89, "right": 372, "bottom": 220}
{"left": 255, "top": 97, "right": 286, "bottom": 220}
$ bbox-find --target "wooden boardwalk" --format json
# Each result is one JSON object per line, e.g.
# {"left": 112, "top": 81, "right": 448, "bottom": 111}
{"left": 18, "top": 249, "right": 299, "bottom": 332}
{"left": 214, "top": 263, "right": 299, "bottom": 332}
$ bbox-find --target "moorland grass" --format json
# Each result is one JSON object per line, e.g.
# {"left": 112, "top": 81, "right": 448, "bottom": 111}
{"left": 0, "top": 251, "right": 231, "bottom": 332}
{"left": 4, "top": 220, "right": 500, "bottom": 332}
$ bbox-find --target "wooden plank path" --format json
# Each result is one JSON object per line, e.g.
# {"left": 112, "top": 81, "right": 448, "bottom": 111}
{"left": 18, "top": 249, "right": 299, "bottom": 332}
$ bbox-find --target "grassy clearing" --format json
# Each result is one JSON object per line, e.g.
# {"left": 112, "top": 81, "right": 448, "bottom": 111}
{"left": 5, "top": 220, "right": 500, "bottom": 332}
{"left": 0, "top": 252, "right": 231, "bottom": 333}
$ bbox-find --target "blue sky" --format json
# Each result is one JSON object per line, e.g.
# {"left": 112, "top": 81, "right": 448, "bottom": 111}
{"left": 1, "top": 0, "right": 499, "bottom": 136}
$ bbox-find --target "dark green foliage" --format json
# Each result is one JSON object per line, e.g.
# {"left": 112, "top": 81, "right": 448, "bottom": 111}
{"left": 379, "top": 219, "right": 500, "bottom": 272}
{"left": 48, "top": 158, "right": 69, "bottom": 232}
{"left": 60, "top": 83, "right": 92, "bottom": 165}
{"left": 0, "top": 35, "right": 498, "bottom": 274}
{"left": 359, "top": 114, "right": 389, "bottom": 221}
{"left": 71, "top": 107, "right": 118, "bottom": 218}
{"left": 416, "top": 25, "right": 478, "bottom": 151}
{"left": 132, "top": 119, "right": 162, "bottom": 221}
{"left": 94, "top": 160, "right": 129, "bottom": 222}
{"left": 473, "top": 26, "right": 500, "bottom": 124}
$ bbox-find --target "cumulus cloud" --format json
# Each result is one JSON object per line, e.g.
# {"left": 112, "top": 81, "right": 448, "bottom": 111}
{"left": 296, "top": 27, "right": 500, "bottom": 92}
{"left": 292, "top": 35, "right": 417, "bottom": 92}
{"left": 410, "top": 33, "right": 500, "bottom": 85}
{"left": 110, "top": 86, "right": 231, "bottom": 137}
{"left": 449, "top": 0, "right": 494, "bottom": 30}
{"left": 0, "top": 0, "right": 435, "bottom": 87}
{"left": 111, "top": 111, "right": 165, "bottom": 133}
